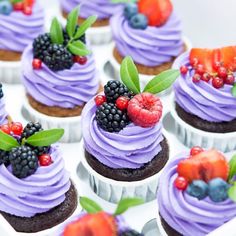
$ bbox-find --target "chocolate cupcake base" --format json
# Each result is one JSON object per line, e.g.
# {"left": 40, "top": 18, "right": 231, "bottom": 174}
{"left": 1, "top": 182, "right": 77, "bottom": 233}
{"left": 160, "top": 214, "right": 182, "bottom": 236}
{"left": 0, "top": 49, "right": 21, "bottom": 62}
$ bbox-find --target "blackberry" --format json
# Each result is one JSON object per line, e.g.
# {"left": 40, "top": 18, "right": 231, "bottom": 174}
{"left": 9, "top": 146, "right": 38, "bottom": 179}
{"left": 119, "top": 230, "right": 143, "bottom": 236}
{"left": 0, "top": 83, "right": 3, "bottom": 99}
{"left": 104, "top": 80, "right": 134, "bottom": 103}
{"left": 33, "top": 33, "right": 51, "bottom": 60}
{"left": 43, "top": 44, "right": 73, "bottom": 71}
{"left": 0, "top": 150, "right": 10, "bottom": 166}
{"left": 96, "top": 103, "right": 129, "bottom": 132}
{"left": 63, "top": 26, "right": 86, "bottom": 46}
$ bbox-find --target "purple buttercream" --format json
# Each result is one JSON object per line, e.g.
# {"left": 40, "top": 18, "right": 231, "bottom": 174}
{"left": 173, "top": 52, "right": 236, "bottom": 122}
{"left": 82, "top": 97, "right": 164, "bottom": 169}
{"left": 111, "top": 11, "right": 184, "bottom": 67}
{"left": 157, "top": 153, "right": 236, "bottom": 236}
{"left": 60, "top": 0, "right": 123, "bottom": 19}
{"left": 0, "top": 98, "right": 8, "bottom": 125}
{"left": 0, "top": 2, "right": 44, "bottom": 53}
{"left": 0, "top": 145, "right": 71, "bottom": 217}
{"left": 21, "top": 45, "right": 100, "bottom": 108}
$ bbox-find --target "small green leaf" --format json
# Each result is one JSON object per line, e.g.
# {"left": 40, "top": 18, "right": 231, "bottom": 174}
{"left": 50, "top": 18, "right": 64, "bottom": 44}
{"left": 228, "top": 182, "right": 236, "bottom": 202}
{"left": 66, "top": 6, "right": 80, "bottom": 38}
{"left": 120, "top": 56, "right": 141, "bottom": 94}
{"left": 67, "top": 41, "right": 91, "bottom": 56}
{"left": 232, "top": 83, "right": 236, "bottom": 97}
{"left": 114, "top": 198, "right": 144, "bottom": 216}
{"left": 74, "top": 15, "right": 97, "bottom": 40}
{"left": 0, "top": 131, "right": 20, "bottom": 151}
{"left": 25, "top": 129, "right": 64, "bottom": 147}
{"left": 79, "top": 197, "right": 103, "bottom": 214}
{"left": 228, "top": 155, "right": 236, "bottom": 182}
{"left": 11, "top": 0, "right": 23, "bottom": 3}
{"left": 143, "top": 69, "right": 180, "bottom": 94}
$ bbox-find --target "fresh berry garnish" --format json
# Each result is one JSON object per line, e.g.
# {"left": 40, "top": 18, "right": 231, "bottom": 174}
{"left": 196, "top": 64, "right": 205, "bottom": 75}
{"left": 201, "top": 73, "right": 211, "bottom": 82}
{"left": 32, "top": 58, "right": 42, "bottom": 70}
{"left": 190, "top": 146, "right": 204, "bottom": 156}
{"left": 95, "top": 95, "right": 107, "bottom": 106}
{"left": 0, "top": 124, "right": 11, "bottom": 134}
{"left": 186, "top": 180, "right": 208, "bottom": 200}
{"left": 39, "top": 154, "right": 53, "bottom": 166}
{"left": 217, "top": 66, "right": 227, "bottom": 79}
{"left": 190, "top": 57, "right": 198, "bottom": 67}
{"left": 73, "top": 56, "right": 87, "bottom": 65}
{"left": 124, "top": 3, "right": 138, "bottom": 20}
{"left": 192, "top": 73, "right": 201, "bottom": 83}
{"left": 129, "top": 13, "right": 148, "bottom": 30}
{"left": 208, "top": 178, "right": 229, "bottom": 202}
{"left": 33, "top": 33, "right": 51, "bottom": 60}
{"left": 225, "top": 74, "right": 235, "bottom": 85}
{"left": 212, "top": 77, "right": 224, "bottom": 89}
{"left": 0, "top": 83, "right": 3, "bottom": 99}
{"left": 213, "top": 61, "right": 222, "bottom": 71}
{"left": 116, "top": 96, "right": 129, "bottom": 110}
{"left": 23, "top": 6, "right": 32, "bottom": 15}
{"left": 127, "top": 93, "right": 162, "bottom": 128}
{"left": 0, "top": 1, "right": 12, "bottom": 15}
{"left": 0, "top": 150, "right": 10, "bottom": 166}
{"left": 11, "top": 122, "right": 23, "bottom": 136}
{"left": 174, "top": 176, "right": 188, "bottom": 190}
{"left": 13, "top": 2, "right": 24, "bottom": 11}
{"left": 180, "top": 65, "right": 188, "bottom": 75}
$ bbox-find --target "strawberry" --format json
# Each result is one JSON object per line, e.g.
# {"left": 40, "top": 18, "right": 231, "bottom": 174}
{"left": 220, "top": 46, "right": 236, "bottom": 71}
{"left": 138, "top": 0, "right": 173, "bottom": 27}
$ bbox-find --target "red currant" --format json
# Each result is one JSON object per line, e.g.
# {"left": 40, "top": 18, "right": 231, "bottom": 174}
{"left": 174, "top": 176, "right": 188, "bottom": 190}
{"left": 213, "top": 61, "right": 221, "bottom": 71}
{"left": 190, "top": 146, "right": 204, "bottom": 156}
{"left": 190, "top": 57, "right": 198, "bottom": 67}
{"left": 180, "top": 65, "right": 188, "bottom": 75}
{"left": 212, "top": 77, "right": 224, "bottom": 89}
{"left": 0, "top": 124, "right": 11, "bottom": 134}
{"left": 39, "top": 154, "right": 53, "bottom": 166}
{"left": 13, "top": 2, "right": 24, "bottom": 11}
{"left": 192, "top": 73, "right": 201, "bottom": 83}
{"left": 11, "top": 122, "right": 23, "bottom": 136}
{"left": 32, "top": 59, "right": 42, "bottom": 70}
{"left": 201, "top": 73, "right": 211, "bottom": 82}
{"left": 23, "top": 6, "right": 32, "bottom": 15}
{"left": 74, "top": 56, "right": 87, "bottom": 65}
{"left": 224, "top": 74, "right": 235, "bottom": 85}
{"left": 116, "top": 96, "right": 129, "bottom": 110}
{"left": 217, "top": 66, "right": 227, "bottom": 79}
{"left": 196, "top": 64, "right": 205, "bottom": 75}
{"left": 94, "top": 95, "right": 106, "bottom": 106}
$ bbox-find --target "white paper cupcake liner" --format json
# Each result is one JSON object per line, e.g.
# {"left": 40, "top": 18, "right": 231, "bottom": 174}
{"left": 170, "top": 95, "right": 236, "bottom": 152}
{"left": 22, "top": 97, "right": 82, "bottom": 143}
{"left": 0, "top": 60, "right": 21, "bottom": 84}
{"left": 156, "top": 214, "right": 168, "bottom": 236}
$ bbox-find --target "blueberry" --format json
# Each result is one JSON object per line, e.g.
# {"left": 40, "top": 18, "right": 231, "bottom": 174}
{"left": 0, "top": 1, "right": 12, "bottom": 15}
{"left": 208, "top": 178, "right": 230, "bottom": 202}
{"left": 186, "top": 180, "right": 208, "bottom": 200}
{"left": 124, "top": 3, "right": 138, "bottom": 20}
{"left": 129, "top": 13, "right": 148, "bottom": 30}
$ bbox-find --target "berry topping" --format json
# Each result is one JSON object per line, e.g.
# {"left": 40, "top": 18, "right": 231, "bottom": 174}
{"left": 190, "top": 146, "right": 204, "bottom": 156}
{"left": 127, "top": 93, "right": 162, "bottom": 128}
{"left": 201, "top": 72, "right": 211, "bottom": 82}
{"left": 0, "top": 83, "right": 3, "bottom": 99}
{"left": 23, "top": 5, "right": 32, "bottom": 15}
{"left": 196, "top": 64, "right": 205, "bottom": 75}
{"left": 120, "top": 230, "right": 143, "bottom": 236}
{"left": 39, "top": 154, "right": 53, "bottom": 166}
{"left": 213, "top": 61, "right": 222, "bottom": 71}
{"left": 129, "top": 13, "right": 148, "bottom": 30}
{"left": 174, "top": 176, "right": 188, "bottom": 190}
{"left": 0, "top": 1, "right": 13, "bottom": 15}
{"left": 192, "top": 73, "right": 201, "bottom": 83}
{"left": 212, "top": 77, "right": 224, "bottom": 89}
{"left": 116, "top": 96, "right": 129, "bottom": 110}
{"left": 11, "top": 122, "right": 23, "bottom": 136}
{"left": 217, "top": 66, "right": 228, "bottom": 79}
{"left": 33, "top": 33, "right": 51, "bottom": 61}
{"left": 180, "top": 65, "right": 188, "bottom": 75}
{"left": 220, "top": 46, "right": 236, "bottom": 71}
{"left": 95, "top": 95, "right": 107, "bottom": 106}
{"left": 186, "top": 180, "right": 208, "bottom": 200}
{"left": 124, "top": 3, "right": 138, "bottom": 20}
{"left": 13, "top": 2, "right": 24, "bottom": 11}
{"left": 96, "top": 103, "right": 130, "bottom": 132}
{"left": 0, "top": 150, "right": 10, "bottom": 166}
{"left": 0, "top": 124, "right": 11, "bottom": 134}
{"left": 32, "top": 58, "right": 42, "bottom": 70}
{"left": 208, "top": 178, "right": 230, "bottom": 202}
{"left": 73, "top": 55, "right": 87, "bottom": 65}
{"left": 225, "top": 74, "right": 235, "bottom": 85}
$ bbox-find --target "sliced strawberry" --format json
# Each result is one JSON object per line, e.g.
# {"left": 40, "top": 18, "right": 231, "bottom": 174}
{"left": 220, "top": 46, "right": 236, "bottom": 71}
{"left": 212, "top": 48, "right": 222, "bottom": 71}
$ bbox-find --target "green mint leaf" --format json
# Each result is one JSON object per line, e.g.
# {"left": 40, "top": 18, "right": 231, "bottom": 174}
{"left": 74, "top": 15, "right": 97, "bottom": 40}
{"left": 11, "top": 0, "right": 23, "bottom": 4}
{"left": 50, "top": 18, "right": 64, "bottom": 45}
{"left": 120, "top": 56, "right": 141, "bottom": 94}
{"left": 228, "top": 182, "right": 236, "bottom": 202}
{"left": 228, "top": 155, "right": 236, "bottom": 182}
{"left": 67, "top": 41, "right": 91, "bottom": 56}
{"left": 25, "top": 129, "right": 64, "bottom": 147}
{"left": 0, "top": 131, "right": 20, "bottom": 151}
{"left": 114, "top": 198, "right": 144, "bottom": 216}
{"left": 232, "top": 83, "right": 236, "bottom": 97}
{"left": 79, "top": 197, "right": 103, "bottom": 214}
{"left": 66, "top": 6, "right": 80, "bottom": 39}
{"left": 143, "top": 69, "right": 180, "bottom": 94}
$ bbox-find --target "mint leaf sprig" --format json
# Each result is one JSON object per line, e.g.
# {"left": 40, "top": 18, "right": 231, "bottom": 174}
{"left": 228, "top": 155, "right": 236, "bottom": 202}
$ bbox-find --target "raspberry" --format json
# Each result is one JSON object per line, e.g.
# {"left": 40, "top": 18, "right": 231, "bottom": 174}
{"left": 0, "top": 150, "right": 10, "bottom": 166}
{"left": 127, "top": 93, "right": 162, "bottom": 128}
{"left": 33, "top": 33, "right": 51, "bottom": 60}
{"left": 0, "top": 83, "right": 3, "bottom": 99}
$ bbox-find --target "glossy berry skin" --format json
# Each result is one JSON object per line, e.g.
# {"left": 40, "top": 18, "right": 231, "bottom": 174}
{"left": 74, "top": 56, "right": 87, "bottom": 65}
{"left": 39, "top": 154, "right": 53, "bottom": 166}
{"left": 212, "top": 77, "right": 224, "bottom": 89}
{"left": 213, "top": 61, "right": 221, "bottom": 71}
{"left": 190, "top": 57, "right": 198, "bottom": 67}
{"left": 180, "top": 65, "right": 188, "bottom": 75}
{"left": 129, "top": 13, "right": 148, "bottom": 30}
{"left": 196, "top": 64, "right": 205, "bottom": 75}
{"left": 23, "top": 6, "right": 32, "bottom": 15}
{"left": 186, "top": 180, "right": 208, "bottom": 200}
{"left": 11, "top": 122, "right": 23, "bottom": 136}
{"left": 0, "top": 124, "right": 11, "bottom": 134}
{"left": 0, "top": 1, "right": 13, "bottom": 15}
{"left": 217, "top": 66, "right": 227, "bottom": 79}
{"left": 116, "top": 96, "right": 129, "bottom": 110}
{"left": 192, "top": 73, "right": 201, "bottom": 83}
{"left": 13, "top": 2, "right": 24, "bottom": 11}
{"left": 208, "top": 178, "right": 229, "bottom": 202}
{"left": 32, "top": 59, "right": 42, "bottom": 70}
{"left": 190, "top": 146, "right": 204, "bottom": 156}
{"left": 225, "top": 74, "right": 235, "bottom": 85}
{"left": 124, "top": 3, "right": 138, "bottom": 20}
{"left": 174, "top": 176, "right": 188, "bottom": 190}
{"left": 94, "top": 95, "right": 106, "bottom": 106}
{"left": 201, "top": 73, "right": 211, "bottom": 82}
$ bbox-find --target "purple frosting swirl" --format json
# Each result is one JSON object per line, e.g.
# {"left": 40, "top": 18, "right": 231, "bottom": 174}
{"left": 0, "top": 98, "right": 8, "bottom": 125}
{"left": 21, "top": 45, "right": 100, "bottom": 108}
{"left": 82, "top": 97, "right": 164, "bottom": 169}
{"left": 111, "top": 11, "right": 184, "bottom": 67}
{"left": 173, "top": 52, "right": 236, "bottom": 122}
{"left": 60, "top": 0, "right": 123, "bottom": 20}
{"left": 0, "top": 3, "right": 44, "bottom": 53}
{"left": 0, "top": 145, "right": 71, "bottom": 217}
{"left": 157, "top": 153, "right": 236, "bottom": 236}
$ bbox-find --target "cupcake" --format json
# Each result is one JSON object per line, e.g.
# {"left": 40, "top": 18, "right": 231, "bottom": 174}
{"left": 0, "top": 121, "right": 77, "bottom": 233}
{"left": 0, "top": 84, "right": 9, "bottom": 125}
{"left": 81, "top": 56, "right": 179, "bottom": 202}
{"left": 21, "top": 7, "right": 100, "bottom": 142}
{"left": 171, "top": 46, "right": 236, "bottom": 152}
{"left": 0, "top": 0, "right": 44, "bottom": 83}
{"left": 55, "top": 197, "right": 144, "bottom": 236}
{"left": 60, "top": 0, "right": 123, "bottom": 44}
{"left": 157, "top": 146, "right": 236, "bottom": 236}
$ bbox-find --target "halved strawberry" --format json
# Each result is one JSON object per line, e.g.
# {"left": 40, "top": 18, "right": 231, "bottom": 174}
{"left": 138, "top": 0, "right": 173, "bottom": 27}
{"left": 220, "top": 46, "right": 236, "bottom": 71}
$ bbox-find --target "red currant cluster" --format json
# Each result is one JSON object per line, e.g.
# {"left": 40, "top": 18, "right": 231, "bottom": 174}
{"left": 13, "top": 0, "right": 35, "bottom": 16}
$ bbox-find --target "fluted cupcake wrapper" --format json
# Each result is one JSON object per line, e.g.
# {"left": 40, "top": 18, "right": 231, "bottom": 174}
{"left": 86, "top": 26, "right": 112, "bottom": 45}
{"left": 0, "top": 60, "right": 21, "bottom": 84}
{"left": 156, "top": 214, "right": 168, "bottom": 236}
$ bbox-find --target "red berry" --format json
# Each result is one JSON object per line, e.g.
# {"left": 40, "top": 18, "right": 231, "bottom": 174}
{"left": 116, "top": 96, "right": 129, "bottom": 110}
{"left": 39, "top": 154, "right": 53, "bottom": 166}
{"left": 201, "top": 73, "right": 211, "bottom": 82}
{"left": 190, "top": 57, "right": 198, "bottom": 67}
{"left": 196, "top": 64, "right": 205, "bottom": 75}
{"left": 190, "top": 146, "right": 204, "bottom": 156}
{"left": 74, "top": 56, "right": 87, "bottom": 65}
{"left": 174, "top": 176, "right": 188, "bottom": 190}
{"left": 212, "top": 77, "right": 224, "bottom": 89}
{"left": 23, "top": 6, "right": 32, "bottom": 15}
{"left": 13, "top": 2, "right": 24, "bottom": 11}
{"left": 32, "top": 59, "right": 42, "bottom": 69}
{"left": 217, "top": 66, "right": 227, "bottom": 79}
{"left": 0, "top": 124, "right": 11, "bottom": 134}
{"left": 11, "top": 122, "right": 23, "bottom": 136}
{"left": 180, "top": 65, "right": 188, "bottom": 75}
{"left": 127, "top": 93, "right": 163, "bottom": 128}
{"left": 213, "top": 61, "right": 222, "bottom": 71}
{"left": 94, "top": 95, "right": 106, "bottom": 106}
{"left": 224, "top": 74, "right": 235, "bottom": 85}
{"left": 192, "top": 73, "right": 201, "bottom": 83}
